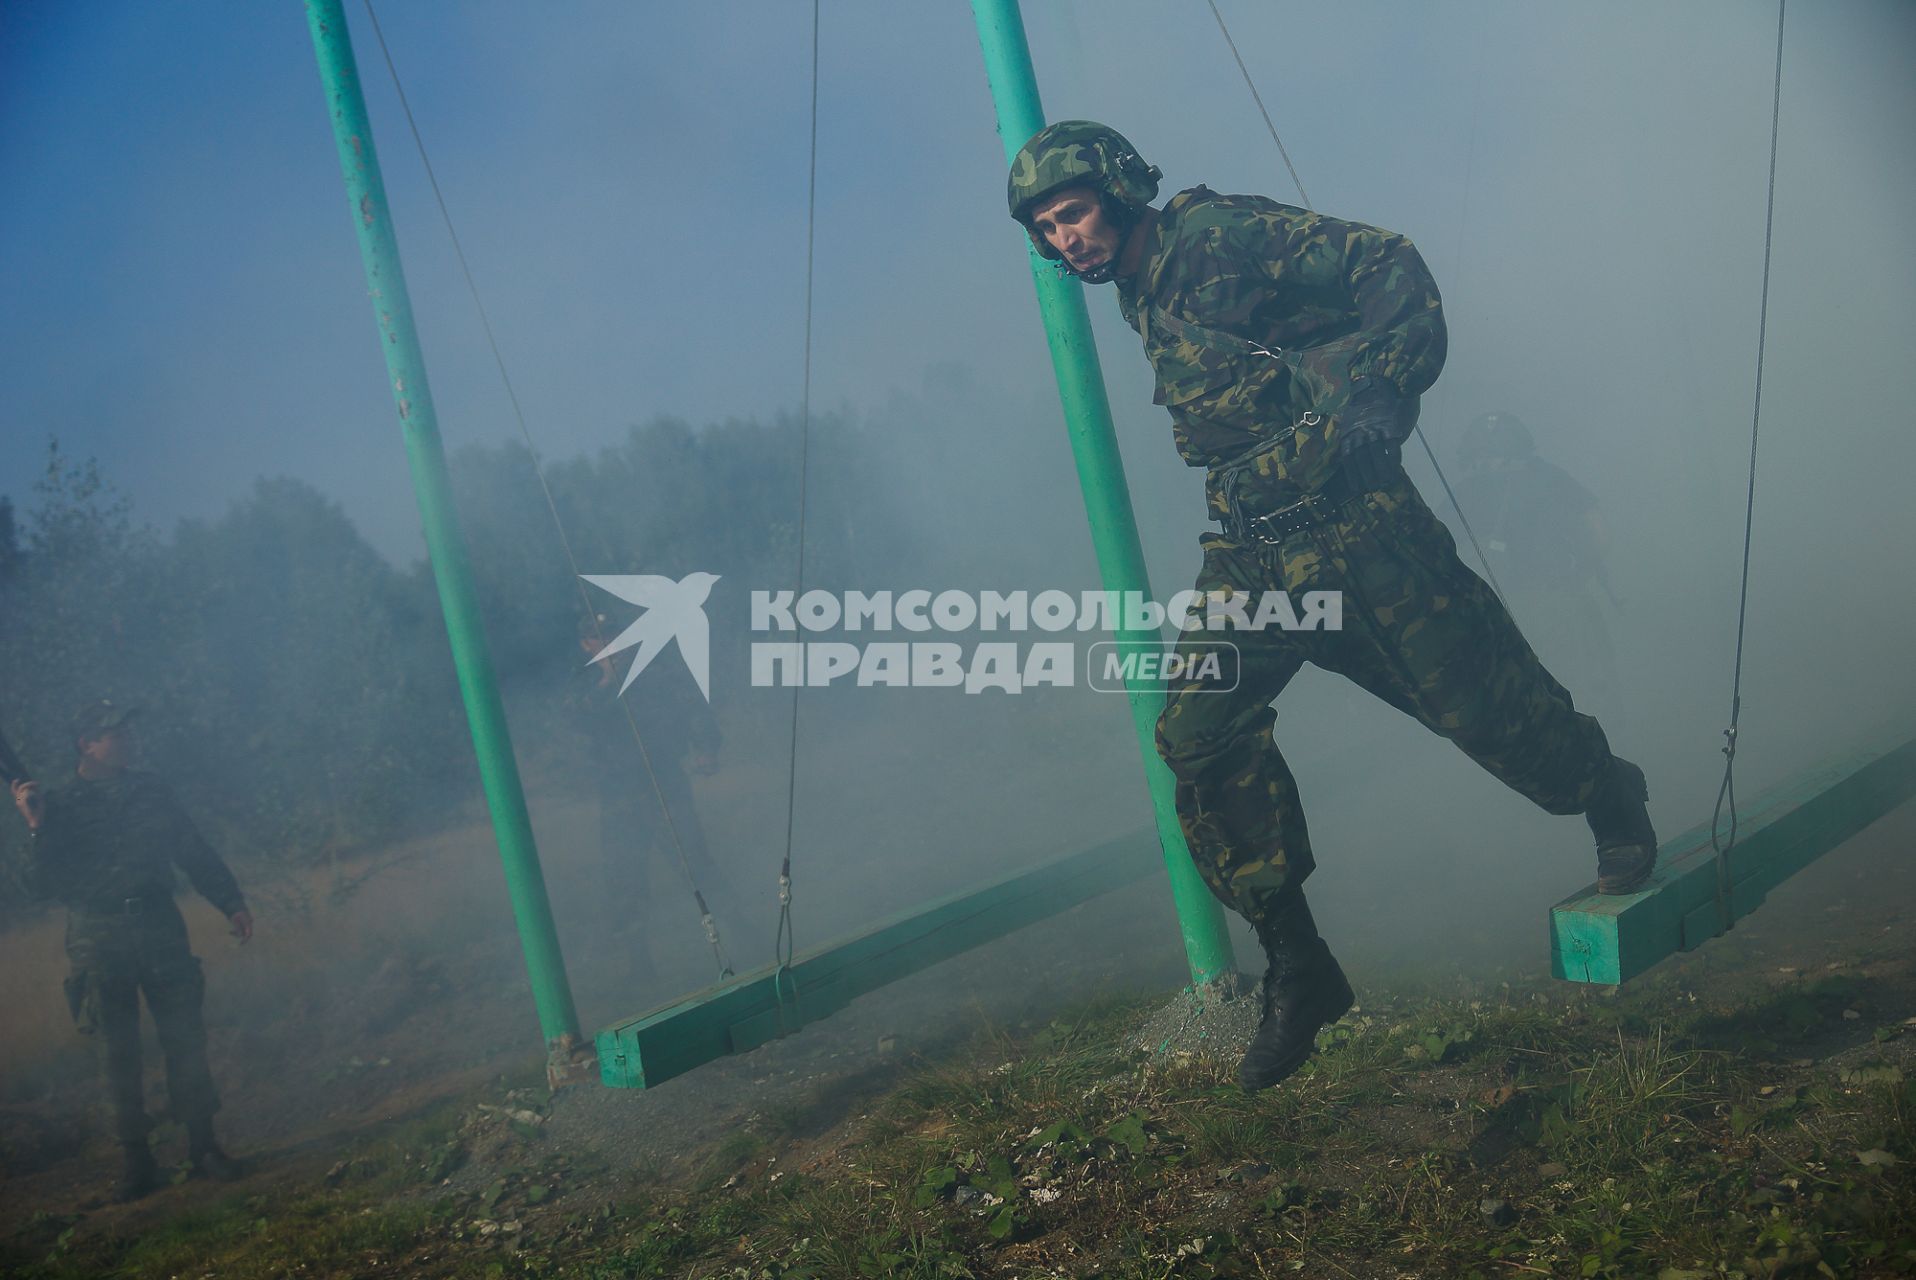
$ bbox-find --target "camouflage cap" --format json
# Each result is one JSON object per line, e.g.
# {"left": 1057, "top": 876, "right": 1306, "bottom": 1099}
{"left": 72, "top": 698, "right": 138, "bottom": 742}
{"left": 1006, "top": 120, "right": 1161, "bottom": 259}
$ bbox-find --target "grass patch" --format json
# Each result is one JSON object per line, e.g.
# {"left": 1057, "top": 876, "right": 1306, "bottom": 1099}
{"left": 7, "top": 976, "right": 1913, "bottom": 1278}
{"left": 12, "top": 1191, "right": 469, "bottom": 1280}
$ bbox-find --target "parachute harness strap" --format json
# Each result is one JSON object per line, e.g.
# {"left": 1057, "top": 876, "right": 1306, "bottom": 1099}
{"left": 1204, "top": 0, "right": 1513, "bottom": 624}
{"left": 1210, "top": 0, "right": 1788, "bottom": 930}
{"left": 360, "top": 0, "right": 733, "bottom": 976}
{"left": 775, "top": 0, "right": 821, "bottom": 993}
{"left": 1710, "top": 0, "right": 1787, "bottom": 934}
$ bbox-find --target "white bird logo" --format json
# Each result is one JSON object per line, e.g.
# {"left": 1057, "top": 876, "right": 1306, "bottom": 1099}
{"left": 579, "top": 572, "right": 721, "bottom": 700}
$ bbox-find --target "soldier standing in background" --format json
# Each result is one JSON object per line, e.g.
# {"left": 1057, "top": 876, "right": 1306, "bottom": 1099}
{"left": 571, "top": 615, "right": 737, "bottom": 981}
{"left": 1450, "top": 411, "right": 1622, "bottom": 722}
{"left": 8, "top": 700, "right": 252, "bottom": 1202}
{"left": 1005, "top": 122, "right": 1660, "bottom": 1094}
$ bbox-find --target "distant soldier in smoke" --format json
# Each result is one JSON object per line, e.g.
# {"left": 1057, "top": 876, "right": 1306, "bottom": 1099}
{"left": 1450, "top": 411, "right": 1622, "bottom": 720}
{"left": 8, "top": 700, "right": 251, "bottom": 1202}
{"left": 1004, "top": 122, "right": 1659, "bottom": 1093}
{"left": 571, "top": 614, "right": 736, "bottom": 979}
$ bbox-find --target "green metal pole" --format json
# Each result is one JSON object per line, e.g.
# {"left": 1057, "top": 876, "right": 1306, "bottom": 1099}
{"left": 971, "top": 0, "right": 1236, "bottom": 987}
{"left": 304, "top": 0, "right": 583, "bottom": 1053}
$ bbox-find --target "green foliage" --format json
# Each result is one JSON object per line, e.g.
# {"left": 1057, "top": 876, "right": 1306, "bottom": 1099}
{"left": 1102, "top": 1110, "right": 1149, "bottom": 1155}
{"left": 0, "top": 415, "right": 908, "bottom": 916}
{"left": 913, "top": 1164, "right": 960, "bottom": 1207}
{"left": 0, "top": 443, "right": 466, "bottom": 914}
{"left": 978, "top": 1153, "right": 1019, "bottom": 1200}
{"left": 1402, "top": 1019, "right": 1479, "bottom": 1064}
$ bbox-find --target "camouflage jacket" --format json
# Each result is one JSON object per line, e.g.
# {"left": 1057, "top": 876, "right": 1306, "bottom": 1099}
{"left": 29, "top": 769, "right": 246, "bottom": 917}
{"left": 1115, "top": 186, "right": 1448, "bottom": 496}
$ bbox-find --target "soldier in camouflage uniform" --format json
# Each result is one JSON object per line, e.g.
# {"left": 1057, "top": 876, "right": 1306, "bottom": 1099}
{"left": 571, "top": 615, "right": 737, "bottom": 979}
{"left": 9, "top": 701, "right": 251, "bottom": 1201}
{"left": 1006, "top": 122, "right": 1659, "bottom": 1092}
{"left": 1451, "top": 411, "right": 1622, "bottom": 722}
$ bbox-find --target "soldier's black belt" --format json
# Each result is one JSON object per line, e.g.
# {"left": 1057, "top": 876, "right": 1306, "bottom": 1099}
{"left": 1223, "top": 469, "right": 1364, "bottom": 546}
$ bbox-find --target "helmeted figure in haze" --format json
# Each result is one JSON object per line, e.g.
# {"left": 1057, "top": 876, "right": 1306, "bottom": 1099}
{"left": 1006, "top": 121, "right": 1660, "bottom": 1093}
{"left": 570, "top": 614, "right": 738, "bottom": 984}
{"left": 8, "top": 700, "right": 252, "bottom": 1202}
{"left": 1450, "top": 411, "right": 1622, "bottom": 723}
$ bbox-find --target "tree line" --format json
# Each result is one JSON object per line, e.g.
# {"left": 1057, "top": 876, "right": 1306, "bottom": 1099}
{"left": 0, "top": 415, "right": 900, "bottom": 922}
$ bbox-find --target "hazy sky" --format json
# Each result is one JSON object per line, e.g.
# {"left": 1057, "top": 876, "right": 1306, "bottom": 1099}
{"left": 4, "top": 0, "right": 1908, "bottom": 557}
{"left": 4, "top": 1, "right": 1914, "bottom": 884}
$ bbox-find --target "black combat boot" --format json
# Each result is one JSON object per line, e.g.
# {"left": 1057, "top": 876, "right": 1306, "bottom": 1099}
{"left": 186, "top": 1116, "right": 243, "bottom": 1182}
{"left": 1239, "top": 890, "right": 1355, "bottom": 1092}
{"left": 113, "top": 1141, "right": 163, "bottom": 1203}
{"left": 1585, "top": 757, "right": 1659, "bottom": 895}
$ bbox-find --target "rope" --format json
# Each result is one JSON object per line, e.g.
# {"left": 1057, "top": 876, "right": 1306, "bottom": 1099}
{"left": 774, "top": 0, "right": 822, "bottom": 991}
{"left": 1413, "top": 0, "right": 1523, "bottom": 621}
{"left": 359, "top": 0, "right": 733, "bottom": 976}
{"left": 1410, "top": 429, "right": 1515, "bottom": 608}
{"left": 1203, "top": 0, "right": 1310, "bottom": 209}
{"left": 1204, "top": 0, "right": 1511, "bottom": 618}
{"left": 1709, "top": 0, "right": 1787, "bottom": 932}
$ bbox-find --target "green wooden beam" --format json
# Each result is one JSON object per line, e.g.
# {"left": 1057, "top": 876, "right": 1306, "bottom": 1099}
{"left": 1552, "top": 737, "right": 1916, "bottom": 985}
{"left": 596, "top": 829, "right": 1170, "bottom": 1089}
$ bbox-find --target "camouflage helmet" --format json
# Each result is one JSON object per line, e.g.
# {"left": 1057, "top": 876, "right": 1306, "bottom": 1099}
{"left": 1007, "top": 120, "right": 1162, "bottom": 261}
{"left": 72, "top": 698, "right": 138, "bottom": 751}
{"left": 1458, "top": 412, "right": 1535, "bottom": 465}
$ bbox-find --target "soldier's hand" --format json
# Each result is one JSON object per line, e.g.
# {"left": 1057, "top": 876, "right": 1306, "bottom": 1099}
{"left": 229, "top": 909, "right": 254, "bottom": 944}
{"left": 690, "top": 752, "right": 719, "bottom": 777}
{"left": 10, "top": 779, "right": 43, "bottom": 829}
{"left": 1341, "top": 434, "right": 1401, "bottom": 493}
{"left": 1335, "top": 383, "right": 1411, "bottom": 493}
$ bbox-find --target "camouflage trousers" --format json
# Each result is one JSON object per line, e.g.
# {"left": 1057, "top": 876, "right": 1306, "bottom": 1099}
{"left": 598, "top": 763, "right": 741, "bottom": 938}
{"left": 63, "top": 900, "right": 220, "bottom": 1146}
{"left": 1155, "top": 478, "right": 1616, "bottom": 928}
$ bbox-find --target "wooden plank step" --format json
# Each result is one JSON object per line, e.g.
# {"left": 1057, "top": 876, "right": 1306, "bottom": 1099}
{"left": 596, "top": 828, "right": 1166, "bottom": 1089}
{"left": 1551, "top": 738, "right": 1916, "bottom": 985}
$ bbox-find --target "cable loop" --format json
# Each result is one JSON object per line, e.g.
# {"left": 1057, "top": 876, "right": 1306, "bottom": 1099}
{"left": 771, "top": 0, "right": 821, "bottom": 980}
{"left": 1708, "top": 0, "right": 1787, "bottom": 935}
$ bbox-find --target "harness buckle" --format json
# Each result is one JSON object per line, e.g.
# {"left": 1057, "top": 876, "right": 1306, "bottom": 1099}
{"left": 1247, "top": 494, "right": 1327, "bottom": 544}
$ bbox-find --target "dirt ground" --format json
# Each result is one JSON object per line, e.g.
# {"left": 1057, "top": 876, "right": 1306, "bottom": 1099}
{"left": 0, "top": 690, "right": 1159, "bottom": 1217}
{"left": 0, "top": 780, "right": 1193, "bottom": 1230}
{"left": 2, "top": 774, "right": 1911, "bottom": 1265}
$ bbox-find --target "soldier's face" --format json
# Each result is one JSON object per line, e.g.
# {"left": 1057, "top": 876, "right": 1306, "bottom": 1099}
{"left": 1028, "top": 185, "right": 1123, "bottom": 278}
{"left": 80, "top": 726, "right": 134, "bottom": 770}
